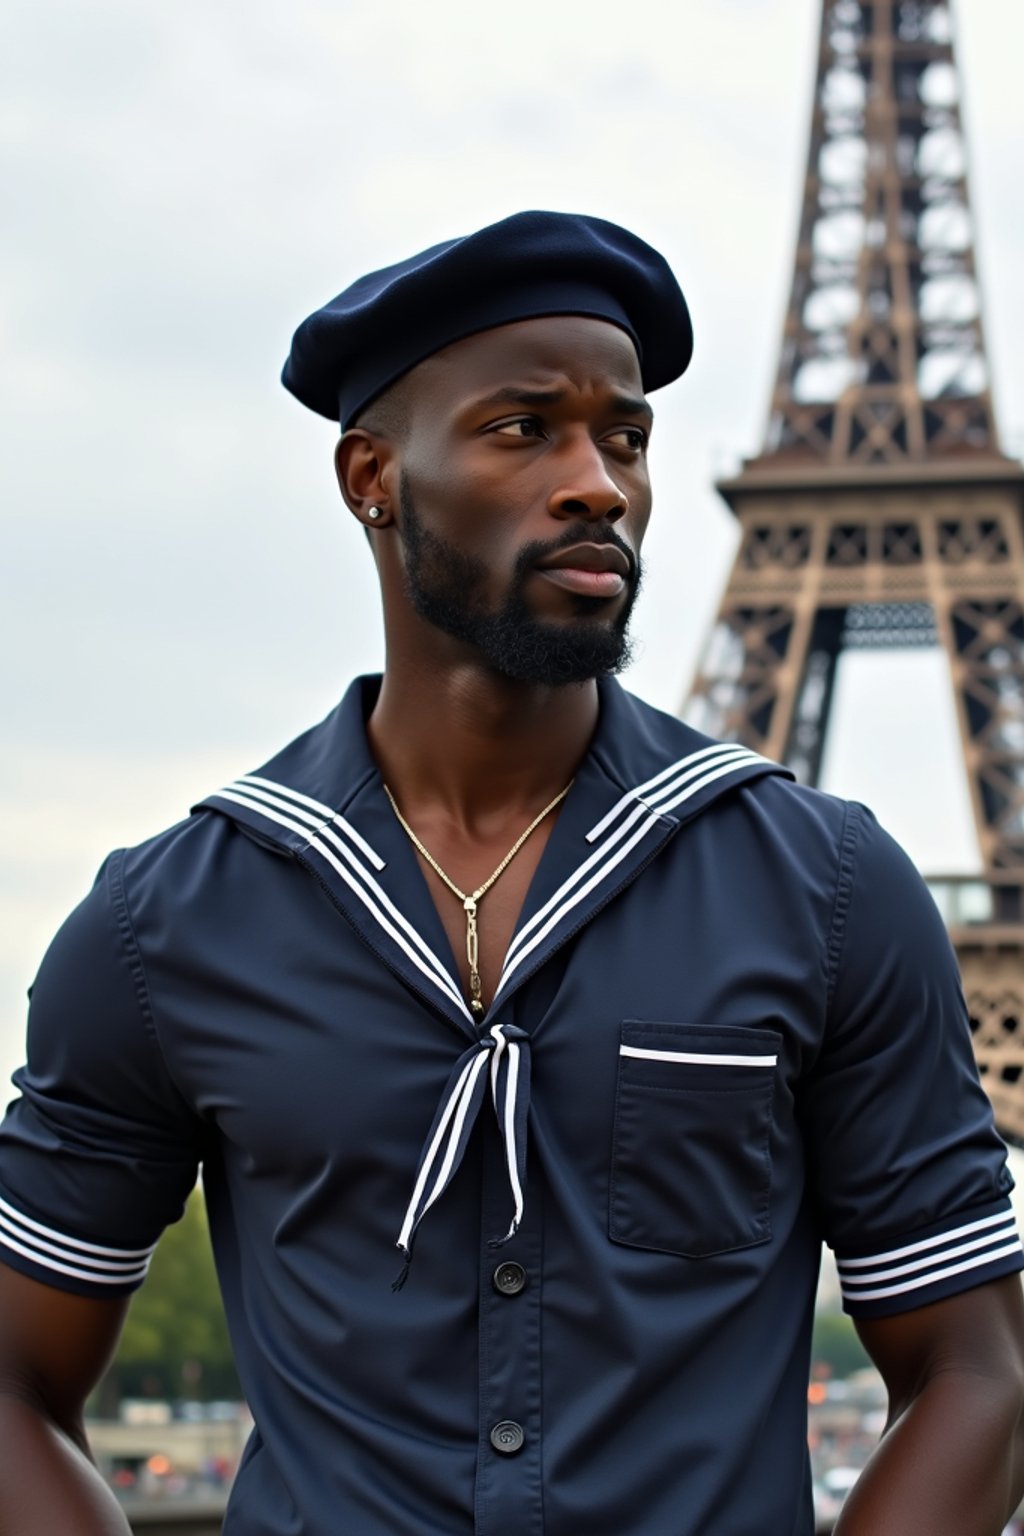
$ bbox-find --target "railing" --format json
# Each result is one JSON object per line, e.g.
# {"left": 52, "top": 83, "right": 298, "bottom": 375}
{"left": 926, "top": 875, "right": 1024, "bottom": 928}
{"left": 926, "top": 876, "right": 995, "bottom": 926}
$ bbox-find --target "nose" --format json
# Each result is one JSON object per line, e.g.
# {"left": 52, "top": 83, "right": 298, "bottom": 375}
{"left": 548, "top": 438, "right": 628, "bottom": 524}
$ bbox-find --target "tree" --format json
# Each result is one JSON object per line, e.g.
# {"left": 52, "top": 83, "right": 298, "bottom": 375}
{"left": 811, "top": 1309, "right": 871, "bottom": 1380}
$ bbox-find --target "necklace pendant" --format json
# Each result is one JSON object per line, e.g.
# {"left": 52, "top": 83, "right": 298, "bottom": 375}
{"left": 469, "top": 965, "right": 484, "bottom": 1014}
{"left": 382, "top": 776, "right": 574, "bottom": 1029}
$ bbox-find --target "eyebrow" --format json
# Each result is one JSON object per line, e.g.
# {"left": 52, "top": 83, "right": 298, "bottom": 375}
{"left": 472, "top": 385, "right": 654, "bottom": 422}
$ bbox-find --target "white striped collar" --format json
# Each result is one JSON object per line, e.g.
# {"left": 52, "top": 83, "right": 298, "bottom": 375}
{"left": 194, "top": 676, "right": 792, "bottom": 1026}
{"left": 204, "top": 775, "right": 473, "bottom": 1026}
{"left": 585, "top": 741, "right": 763, "bottom": 843}
{"left": 490, "top": 741, "right": 780, "bottom": 1005}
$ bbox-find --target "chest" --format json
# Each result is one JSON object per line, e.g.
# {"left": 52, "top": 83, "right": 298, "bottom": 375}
{"left": 153, "top": 834, "right": 827, "bottom": 1166}
{"left": 157, "top": 851, "right": 830, "bottom": 1301}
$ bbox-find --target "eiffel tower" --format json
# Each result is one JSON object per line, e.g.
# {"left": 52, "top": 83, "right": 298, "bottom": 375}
{"left": 684, "top": 0, "right": 1024, "bottom": 1143}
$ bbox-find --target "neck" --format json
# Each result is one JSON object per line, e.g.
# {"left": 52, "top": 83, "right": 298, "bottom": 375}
{"left": 368, "top": 657, "right": 599, "bottom": 830}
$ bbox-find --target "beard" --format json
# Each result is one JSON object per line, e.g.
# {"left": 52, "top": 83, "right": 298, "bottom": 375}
{"left": 398, "top": 473, "right": 643, "bottom": 688}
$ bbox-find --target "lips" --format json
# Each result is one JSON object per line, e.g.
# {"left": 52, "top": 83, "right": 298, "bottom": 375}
{"left": 536, "top": 543, "right": 632, "bottom": 578}
{"left": 534, "top": 542, "right": 632, "bottom": 600}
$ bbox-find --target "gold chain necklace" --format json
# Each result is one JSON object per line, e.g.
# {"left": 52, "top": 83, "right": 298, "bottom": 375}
{"left": 383, "top": 779, "right": 574, "bottom": 1015}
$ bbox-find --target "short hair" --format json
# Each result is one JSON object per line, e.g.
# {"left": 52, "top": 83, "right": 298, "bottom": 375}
{"left": 350, "top": 375, "right": 411, "bottom": 442}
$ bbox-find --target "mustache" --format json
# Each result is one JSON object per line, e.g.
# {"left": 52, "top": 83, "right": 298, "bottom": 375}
{"left": 516, "top": 522, "right": 639, "bottom": 583}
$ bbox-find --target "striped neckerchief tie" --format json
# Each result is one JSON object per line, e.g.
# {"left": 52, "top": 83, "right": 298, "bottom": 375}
{"left": 393, "top": 1022, "right": 530, "bottom": 1289}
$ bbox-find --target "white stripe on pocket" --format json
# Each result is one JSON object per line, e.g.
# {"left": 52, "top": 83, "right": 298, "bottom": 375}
{"left": 620, "top": 1045, "right": 778, "bottom": 1067}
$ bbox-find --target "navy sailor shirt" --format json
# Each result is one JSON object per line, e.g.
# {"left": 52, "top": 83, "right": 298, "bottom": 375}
{"left": 0, "top": 675, "right": 1020, "bottom": 1536}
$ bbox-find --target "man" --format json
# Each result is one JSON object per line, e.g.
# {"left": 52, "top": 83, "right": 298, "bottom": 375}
{"left": 0, "top": 210, "right": 1022, "bottom": 1536}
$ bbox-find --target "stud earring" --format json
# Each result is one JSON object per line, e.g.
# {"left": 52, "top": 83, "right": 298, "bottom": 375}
{"left": 367, "top": 506, "right": 383, "bottom": 521}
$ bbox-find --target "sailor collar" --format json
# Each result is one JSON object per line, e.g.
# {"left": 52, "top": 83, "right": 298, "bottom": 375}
{"left": 195, "top": 674, "right": 792, "bottom": 1037}
{"left": 194, "top": 675, "right": 793, "bottom": 1275}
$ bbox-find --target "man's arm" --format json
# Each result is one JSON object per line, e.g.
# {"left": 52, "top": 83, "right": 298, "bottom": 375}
{"left": 834, "top": 1275, "right": 1024, "bottom": 1535}
{"left": 0, "top": 1263, "right": 132, "bottom": 1535}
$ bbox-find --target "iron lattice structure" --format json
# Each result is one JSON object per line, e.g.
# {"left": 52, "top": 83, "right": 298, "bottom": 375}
{"left": 684, "top": 0, "right": 1024, "bottom": 1142}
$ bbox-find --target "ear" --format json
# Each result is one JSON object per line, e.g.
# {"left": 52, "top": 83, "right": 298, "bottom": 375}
{"left": 335, "top": 430, "right": 397, "bottom": 529}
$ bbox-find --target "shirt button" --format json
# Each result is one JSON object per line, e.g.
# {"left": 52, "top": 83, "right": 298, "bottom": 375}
{"left": 490, "top": 1420, "right": 525, "bottom": 1456}
{"left": 492, "top": 1261, "right": 527, "bottom": 1296}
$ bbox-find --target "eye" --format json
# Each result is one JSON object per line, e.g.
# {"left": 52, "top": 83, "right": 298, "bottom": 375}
{"left": 605, "top": 426, "right": 649, "bottom": 453}
{"left": 491, "top": 417, "right": 545, "bottom": 439}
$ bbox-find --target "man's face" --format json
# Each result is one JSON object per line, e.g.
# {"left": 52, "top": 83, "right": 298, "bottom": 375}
{"left": 388, "top": 315, "right": 653, "bottom": 687}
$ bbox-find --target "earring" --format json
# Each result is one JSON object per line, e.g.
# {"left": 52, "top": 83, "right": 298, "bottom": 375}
{"left": 367, "top": 506, "right": 383, "bottom": 521}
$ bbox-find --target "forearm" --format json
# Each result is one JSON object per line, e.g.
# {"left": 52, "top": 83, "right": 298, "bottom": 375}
{"left": 834, "top": 1370, "right": 1024, "bottom": 1536}
{"left": 0, "top": 1394, "right": 131, "bottom": 1536}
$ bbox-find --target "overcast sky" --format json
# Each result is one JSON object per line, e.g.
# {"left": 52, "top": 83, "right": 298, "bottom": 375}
{"left": 2, "top": 0, "right": 1022, "bottom": 1097}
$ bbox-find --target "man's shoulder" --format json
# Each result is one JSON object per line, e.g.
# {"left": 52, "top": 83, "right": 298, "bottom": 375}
{"left": 619, "top": 692, "right": 939, "bottom": 962}
{"left": 122, "top": 680, "right": 371, "bottom": 881}
{"left": 609, "top": 680, "right": 851, "bottom": 841}
{"left": 114, "top": 805, "right": 276, "bottom": 919}
{"left": 116, "top": 706, "right": 362, "bottom": 919}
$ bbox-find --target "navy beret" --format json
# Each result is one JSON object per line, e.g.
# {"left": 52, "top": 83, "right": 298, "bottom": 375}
{"left": 282, "top": 210, "right": 693, "bottom": 428}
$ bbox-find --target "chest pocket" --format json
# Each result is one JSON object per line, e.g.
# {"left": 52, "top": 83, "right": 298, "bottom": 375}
{"left": 609, "top": 1021, "right": 781, "bottom": 1259}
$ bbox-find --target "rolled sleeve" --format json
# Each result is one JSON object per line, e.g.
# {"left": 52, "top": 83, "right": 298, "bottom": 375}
{"left": 0, "top": 850, "right": 202, "bottom": 1296}
{"left": 803, "top": 803, "right": 1023, "bottom": 1319}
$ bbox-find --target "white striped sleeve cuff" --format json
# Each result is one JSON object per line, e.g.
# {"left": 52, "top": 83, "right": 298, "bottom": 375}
{"left": 836, "top": 1204, "right": 1024, "bottom": 1318}
{"left": 0, "top": 1191, "right": 156, "bottom": 1295}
